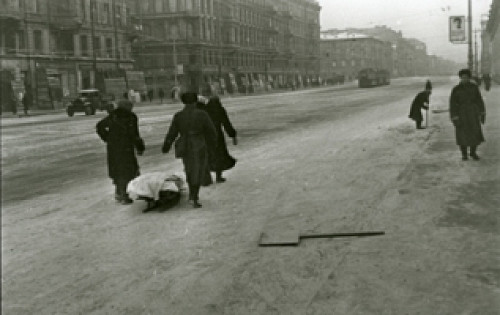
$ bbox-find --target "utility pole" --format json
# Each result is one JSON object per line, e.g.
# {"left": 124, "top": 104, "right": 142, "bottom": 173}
{"left": 90, "top": 0, "right": 97, "bottom": 87}
{"left": 112, "top": 0, "right": 120, "bottom": 70}
{"left": 474, "top": 29, "right": 479, "bottom": 76}
{"left": 23, "top": 0, "right": 38, "bottom": 109}
{"left": 467, "top": 0, "right": 473, "bottom": 71}
{"left": 173, "top": 36, "right": 178, "bottom": 87}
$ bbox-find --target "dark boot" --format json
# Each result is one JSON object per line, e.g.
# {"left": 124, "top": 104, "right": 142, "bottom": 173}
{"left": 470, "top": 146, "right": 480, "bottom": 160}
{"left": 116, "top": 179, "right": 133, "bottom": 204}
{"left": 460, "top": 146, "right": 468, "bottom": 160}
{"left": 191, "top": 185, "right": 202, "bottom": 208}
{"left": 216, "top": 171, "right": 226, "bottom": 183}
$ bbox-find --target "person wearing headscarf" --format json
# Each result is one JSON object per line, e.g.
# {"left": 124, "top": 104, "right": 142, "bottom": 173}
{"left": 162, "top": 92, "right": 217, "bottom": 208}
{"left": 449, "top": 69, "right": 486, "bottom": 161}
{"left": 203, "top": 96, "right": 237, "bottom": 182}
{"left": 409, "top": 86, "right": 431, "bottom": 129}
{"left": 96, "top": 93, "right": 145, "bottom": 204}
{"left": 425, "top": 79, "right": 432, "bottom": 91}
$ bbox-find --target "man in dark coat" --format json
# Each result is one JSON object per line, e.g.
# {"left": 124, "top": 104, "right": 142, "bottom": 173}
{"left": 204, "top": 96, "right": 237, "bottom": 182}
{"left": 409, "top": 87, "right": 431, "bottom": 129}
{"left": 22, "top": 88, "right": 32, "bottom": 116}
{"left": 96, "top": 94, "right": 145, "bottom": 204}
{"left": 449, "top": 69, "right": 486, "bottom": 161}
{"left": 158, "top": 88, "right": 165, "bottom": 103}
{"left": 162, "top": 92, "right": 217, "bottom": 208}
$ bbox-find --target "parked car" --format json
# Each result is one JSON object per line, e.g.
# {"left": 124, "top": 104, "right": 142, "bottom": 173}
{"left": 66, "top": 89, "right": 114, "bottom": 116}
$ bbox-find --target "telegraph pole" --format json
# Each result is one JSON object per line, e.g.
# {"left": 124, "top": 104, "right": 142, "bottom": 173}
{"left": 90, "top": 0, "right": 98, "bottom": 87}
{"left": 467, "top": 0, "right": 473, "bottom": 71}
{"left": 112, "top": 0, "right": 120, "bottom": 70}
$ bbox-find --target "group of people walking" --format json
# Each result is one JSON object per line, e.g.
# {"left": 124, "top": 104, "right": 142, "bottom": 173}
{"left": 409, "top": 68, "right": 487, "bottom": 161}
{"left": 97, "top": 91, "right": 237, "bottom": 207}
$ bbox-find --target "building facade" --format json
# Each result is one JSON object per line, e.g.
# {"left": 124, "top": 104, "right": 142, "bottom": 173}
{"left": 128, "top": 0, "right": 321, "bottom": 95}
{"left": 485, "top": 0, "right": 500, "bottom": 83}
{"left": 320, "top": 32, "right": 392, "bottom": 83}
{"left": 321, "top": 26, "right": 456, "bottom": 78}
{"left": 0, "top": 0, "right": 133, "bottom": 111}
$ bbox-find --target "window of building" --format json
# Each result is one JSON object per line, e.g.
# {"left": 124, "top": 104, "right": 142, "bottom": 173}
{"left": 93, "top": 36, "right": 101, "bottom": 57}
{"left": 33, "top": 30, "right": 43, "bottom": 53}
{"left": 341, "top": 60, "right": 346, "bottom": 67}
{"left": 177, "top": 0, "right": 184, "bottom": 11}
{"left": 332, "top": 61, "right": 337, "bottom": 67}
{"left": 155, "top": 0, "right": 162, "bottom": 12}
{"left": 116, "top": 4, "right": 122, "bottom": 26}
{"left": 17, "top": 31, "right": 25, "bottom": 51}
{"left": 186, "top": 0, "right": 192, "bottom": 11}
{"left": 106, "top": 38, "right": 113, "bottom": 58}
{"left": 189, "top": 53, "right": 197, "bottom": 65}
{"left": 5, "top": 32, "right": 16, "bottom": 53}
{"left": 351, "top": 60, "right": 355, "bottom": 66}
{"left": 103, "top": 3, "right": 110, "bottom": 24}
{"left": 80, "top": 35, "right": 88, "bottom": 56}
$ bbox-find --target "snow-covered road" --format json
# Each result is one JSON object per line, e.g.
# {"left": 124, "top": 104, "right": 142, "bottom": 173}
{"left": 2, "top": 78, "right": 499, "bottom": 314}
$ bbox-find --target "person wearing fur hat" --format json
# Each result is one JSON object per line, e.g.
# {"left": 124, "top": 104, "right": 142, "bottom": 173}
{"left": 97, "top": 93, "right": 145, "bottom": 204}
{"left": 162, "top": 92, "right": 217, "bottom": 208}
{"left": 449, "top": 69, "right": 486, "bottom": 161}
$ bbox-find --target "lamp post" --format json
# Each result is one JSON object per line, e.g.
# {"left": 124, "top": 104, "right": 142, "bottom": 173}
{"left": 467, "top": 0, "right": 473, "bottom": 71}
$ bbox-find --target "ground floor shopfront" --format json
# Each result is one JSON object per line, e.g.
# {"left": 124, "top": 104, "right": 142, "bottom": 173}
{"left": 0, "top": 56, "right": 133, "bottom": 112}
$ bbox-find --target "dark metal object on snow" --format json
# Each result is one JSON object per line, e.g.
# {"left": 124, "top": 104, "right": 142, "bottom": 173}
{"left": 258, "top": 231, "right": 385, "bottom": 247}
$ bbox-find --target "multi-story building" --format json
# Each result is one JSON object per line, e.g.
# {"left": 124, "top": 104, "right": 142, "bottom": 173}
{"left": 485, "top": 0, "right": 500, "bottom": 83}
{"left": 128, "top": 0, "right": 321, "bottom": 95}
{"left": 320, "top": 32, "right": 392, "bottom": 83}
{"left": 0, "top": 0, "right": 133, "bottom": 111}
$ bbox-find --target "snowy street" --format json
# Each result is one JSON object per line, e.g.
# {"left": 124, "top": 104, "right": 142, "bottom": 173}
{"left": 2, "top": 78, "right": 499, "bottom": 314}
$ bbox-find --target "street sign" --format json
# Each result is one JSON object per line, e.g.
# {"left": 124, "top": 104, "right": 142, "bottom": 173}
{"left": 449, "top": 16, "right": 466, "bottom": 43}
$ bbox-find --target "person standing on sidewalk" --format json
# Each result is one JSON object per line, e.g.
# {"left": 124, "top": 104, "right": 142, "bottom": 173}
{"left": 158, "top": 88, "right": 165, "bottom": 103}
{"left": 22, "top": 88, "right": 32, "bottom": 116}
{"left": 96, "top": 93, "right": 145, "bottom": 204}
{"left": 449, "top": 69, "right": 486, "bottom": 161}
{"left": 162, "top": 92, "right": 217, "bottom": 208}
{"left": 409, "top": 87, "right": 431, "bottom": 129}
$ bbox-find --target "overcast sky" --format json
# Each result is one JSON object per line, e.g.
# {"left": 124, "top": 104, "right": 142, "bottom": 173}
{"left": 318, "top": 0, "right": 493, "bottom": 63}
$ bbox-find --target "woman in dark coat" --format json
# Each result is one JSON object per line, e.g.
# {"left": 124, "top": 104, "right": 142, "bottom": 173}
{"left": 409, "top": 88, "right": 431, "bottom": 129}
{"left": 96, "top": 95, "right": 145, "bottom": 204}
{"left": 162, "top": 92, "right": 217, "bottom": 208}
{"left": 450, "top": 69, "right": 486, "bottom": 161}
{"left": 205, "top": 96, "right": 237, "bottom": 182}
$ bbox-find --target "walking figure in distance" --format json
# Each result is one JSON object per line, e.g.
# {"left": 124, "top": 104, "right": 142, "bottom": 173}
{"left": 449, "top": 69, "right": 486, "bottom": 161}
{"left": 96, "top": 93, "right": 145, "bottom": 204}
{"left": 409, "top": 86, "right": 431, "bottom": 129}
{"left": 204, "top": 96, "right": 238, "bottom": 183}
{"left": 158, "top": 88, "right": 165, "bottom": 103}
{"left": 162, "top": 92, "right": 217, "bottom": 208}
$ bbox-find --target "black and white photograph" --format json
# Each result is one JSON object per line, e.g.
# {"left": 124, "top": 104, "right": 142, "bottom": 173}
{"left": 1, "top": 0, "right": 499, "bottom": 313}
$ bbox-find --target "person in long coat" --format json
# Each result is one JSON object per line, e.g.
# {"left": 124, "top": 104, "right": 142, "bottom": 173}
{"left": 22, "top": 88, "right": 32, "bottom": 116}
{"left": 162, "top": 92, "right": 217, "bottom": 208}
{"left": 204, "top": 96, "right": 237, "bottom": 182}
{"left": 409, "top": 87, "right": 431, "bottom": 129}
{"left": 449, "top": 69, "right": 486, "bottom": 161}
{"left": 97, "top": 94, "right": 145, "bottom": 204}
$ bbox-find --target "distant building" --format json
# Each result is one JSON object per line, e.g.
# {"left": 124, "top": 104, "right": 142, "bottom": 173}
{"left": 322, "top": 26, "right": 457, "bottom": 77}
{"left": 319, "top": 32, "right": 392, "bottom": 83}
{"left": 0, "top": 0, "right": 133, "bottom": 111}
{"left": 127, "top": 0, "right": 321, "bottom": 95}
{"left": 485, "top": 0, "right": 500, "bottom": 83}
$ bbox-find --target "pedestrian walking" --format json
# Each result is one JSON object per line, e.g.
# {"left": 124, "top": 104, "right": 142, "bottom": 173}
{"left": 409, "top": 87, "right": 431, "bottom": 129}
{"left": 22, "top": 88, "right": 32, "bottom": 116}
{"left": 162, "top": 92, "right": 217, "bottom": 208}
{"left": 425, "top": 79, "right": 432, "bottom": 91}
{"left": 96, "top": 93, "right": 145, "bottom": 204}
{"left": 158, "top": 88, "right": 165, "bottom": 103}
{"left": 483, "top": 73, "right": 491, "bottom": 91}
{"left": 147, "top": 89, "right": 154, "bottom": 102}
{"left": 449, "top": 69, "right": 486, "bottom": 161}
{"left": 204, "top": 96, "right": 238, "bottom": 183}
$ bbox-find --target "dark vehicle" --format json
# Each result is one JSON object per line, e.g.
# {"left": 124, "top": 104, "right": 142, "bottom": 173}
{"left": 358, "top": 68, "right": 390, "bottom": 88}
{"left": 66, "top": 89, "right": 114, "bottom": 117}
